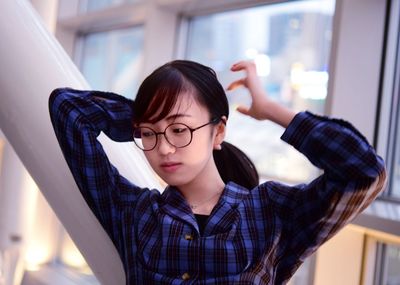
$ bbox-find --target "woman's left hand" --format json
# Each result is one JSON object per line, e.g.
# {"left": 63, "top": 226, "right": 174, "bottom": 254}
{"left": 226, "top": 61, "right": 271, "bottom": 120}
{"left": 227, "top": 60, "right": 297, "bottom": 128}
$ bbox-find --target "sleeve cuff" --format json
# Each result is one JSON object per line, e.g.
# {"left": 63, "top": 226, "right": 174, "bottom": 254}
{"left": 281, "top": 111, "right": 325, "bottom": 149}
{"left": 281, "top": 111, "right": 371, "bottom": 150}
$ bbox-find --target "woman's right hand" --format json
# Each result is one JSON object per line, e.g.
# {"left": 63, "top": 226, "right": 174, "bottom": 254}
{"left": 227, "top": 60, "right": 296, "bottom": 128}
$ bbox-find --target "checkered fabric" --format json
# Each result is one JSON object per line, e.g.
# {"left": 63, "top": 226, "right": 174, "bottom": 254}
{"left": 49, "top": 88, "right": 386, "bottom": 284}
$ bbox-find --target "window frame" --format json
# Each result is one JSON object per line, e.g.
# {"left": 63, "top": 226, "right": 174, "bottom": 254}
{"left": 350, "top": 0, "right": 400, "bottom": 243}
{"left": 178, "top": 1, "right": 336, "bottom": 284}
{"left": 376, "top": 0, "right": 400, "bottom": 202}
{"left": 180, "top": 0, "right": 335, "bottom": 184}
{"left": 371, "top": 0, "right": 400, "bottom": 283}
{"left": 74, "top": 23, "right": 145, "bottom": 98}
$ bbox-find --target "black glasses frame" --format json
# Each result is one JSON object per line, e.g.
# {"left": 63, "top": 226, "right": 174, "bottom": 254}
{"left": 133, "top": 117, "right": 221, "bottom": 151}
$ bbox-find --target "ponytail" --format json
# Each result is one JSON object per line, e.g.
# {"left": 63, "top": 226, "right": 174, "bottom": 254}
{"left": 213, "top": 142, "right": 259, "bottom": 189}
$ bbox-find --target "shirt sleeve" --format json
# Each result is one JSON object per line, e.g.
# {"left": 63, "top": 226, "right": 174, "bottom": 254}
{"left": 263, "top": 111, "right": 386, "bottom": 278}
{"left": 48, "top": 87, "right": 147, "bottom": 243}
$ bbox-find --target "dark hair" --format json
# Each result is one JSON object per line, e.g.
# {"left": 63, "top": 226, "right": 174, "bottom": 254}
{"left": 133, "top": 60, "right": 259, "bottom": 189}
{"left": 213, "top": 142, "right": 259, "bottom": 189}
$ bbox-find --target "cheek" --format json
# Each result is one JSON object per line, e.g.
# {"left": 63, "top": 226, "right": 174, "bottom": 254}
{"left": 177, "top": 139, "right": 215, "bottom": 182}
{"left": 142, "top": 132, "right": 214, "bottom": 171}
{"left": 185, "top": 132, "right": 214, "bottom": 159}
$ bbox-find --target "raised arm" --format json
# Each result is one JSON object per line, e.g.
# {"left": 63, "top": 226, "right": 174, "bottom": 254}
{"left": 227, "top": 60, "right": 386, "bottom": 185}
{"left": 48, "top": 88, "right": 147, "bottom": 244}
{"left": 268, "top": 111, "right": 386, "bottom": 282}
{"left": 227, "top": 61, "right": 296, "bottom": 127}
{"left": 227, "top": 61, "right": 387, "bottom": 280}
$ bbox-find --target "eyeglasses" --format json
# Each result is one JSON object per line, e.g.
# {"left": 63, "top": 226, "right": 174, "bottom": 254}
{"left": 133, "top": 118, "right": 221, "bottom": 151}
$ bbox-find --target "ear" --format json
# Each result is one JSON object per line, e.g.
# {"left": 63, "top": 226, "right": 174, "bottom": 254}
{"left": 213, "top": 116, "right": 227, "bottom": 150}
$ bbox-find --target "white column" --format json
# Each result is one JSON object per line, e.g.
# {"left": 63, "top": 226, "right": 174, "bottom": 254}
{"left": 0, "top": 2, "right": 64, "bottom": 284}
{"left": 313, "top": 226, "right": 365, "bottom": 285}
{"left": 0, "top": 1, "right": 159, "bottom": 284}
{"left": 0, "top": 140, "right": 42, "bottom": 285}
{"left": 28, "top": 0, "right": 80, "bottom": 274}
{"left": 140, "top": 2, "right": 178, "bottom": 79}
{"left": 326, "top": 0, "right": 387, "bottom": 141}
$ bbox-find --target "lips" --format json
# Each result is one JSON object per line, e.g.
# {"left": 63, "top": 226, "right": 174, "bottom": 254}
{"left": 160, "top": 162, "right": 182, "bottom": 172}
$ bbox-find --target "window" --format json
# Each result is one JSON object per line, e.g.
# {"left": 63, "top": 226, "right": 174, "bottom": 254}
{"left": 378, "top": 0, "right": 400, "bottom": 199}
{"left": 186, "top": 0, "right": 335, "bottom": 183}
{"left": 386, "top": 34, "right": 400, "bottom": 199}
{"left": 373, "top": 1, "right": 400, "bottom": 284}
{"left": 385, "top": 244, "right": 400, "bottom": 285}
{"left": 79, "top": 0, "right": 140, "bottom": 13}
{"left": 375, "top": 244, "right": 400, "bottom": 285}
{"left": 78, "top": 26, "right": 144, "bottom": 99}
{"left": 389, "top": 93, "right": 400, "bottom": 199}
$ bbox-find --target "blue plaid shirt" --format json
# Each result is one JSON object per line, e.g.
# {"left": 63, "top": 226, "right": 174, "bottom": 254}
{"left": 49, "top": 88, "right": 386, "bottom": 285}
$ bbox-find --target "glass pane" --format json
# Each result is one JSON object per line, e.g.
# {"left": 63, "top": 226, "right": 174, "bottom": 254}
{"left": 79, "top": 26, "right": 144, "bottom": 99}
{"left": 385, "top": 244, "right": 400, "bottom": 285}
{"left": 381, "top": 0, "right": 400, "bottom": 199}
{"left": 80, "top": 0, "right": 140, "bottom": 13}
{"left": 390, "top": 92, "right": 400, "bottom": 198}
{"left": 186, "top": 0, "right": 335, "bottom": 183}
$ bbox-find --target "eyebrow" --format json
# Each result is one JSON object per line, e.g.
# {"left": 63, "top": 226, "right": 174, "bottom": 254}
{"left": 164, "top": 113, "right": 192, "bottom": 121}
{"left": 139, "top": 113, "right": 192, "bottom": 127}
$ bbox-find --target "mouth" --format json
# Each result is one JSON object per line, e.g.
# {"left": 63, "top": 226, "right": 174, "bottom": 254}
{"left": 160, "top": 162, "right": 182, "bottom": 172}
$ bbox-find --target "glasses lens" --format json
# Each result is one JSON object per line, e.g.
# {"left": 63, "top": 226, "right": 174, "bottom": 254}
{"left": 165, "top": 123, "right": 191, "bottom": 148}
{"left": 133, "top": 127, "right": 156, "bottom": 150}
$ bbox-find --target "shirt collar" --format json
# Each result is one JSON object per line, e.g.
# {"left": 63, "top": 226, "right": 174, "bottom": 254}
{"left": 219, "top": 181, "right": 251, "bottom": 207}
{"left": 160, "top": 182, "right": 251, "bottom": 234}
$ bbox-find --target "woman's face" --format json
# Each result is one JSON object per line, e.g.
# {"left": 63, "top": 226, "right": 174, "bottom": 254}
{"left": 140, "top": 92, "right": 224, "bottom": 187}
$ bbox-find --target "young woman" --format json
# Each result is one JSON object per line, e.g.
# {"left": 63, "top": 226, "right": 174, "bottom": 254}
{"left": 49, "top": 60, "right": 386, "bottom": 284}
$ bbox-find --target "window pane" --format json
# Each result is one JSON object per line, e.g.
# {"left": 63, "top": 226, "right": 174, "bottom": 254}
{"left": 186, "top": 0, "right": 335, "bottom": 183}
{"left": 385, "top": 1, "right": 400, "bottom": 199}
{"left": 391, "top": 102, "right": 400, "bottom": 198}
{"left": 388, "top": 54, "right": 400, "bottom": 198}
{"left": 386, "top": 244, "right": 400, "bottom": 285}
{"left": 80, "top": 0, "right": 140, "bottom": 13}
{"left": 79, "top": 26, "right": 144, "bottom": 99}
{"left": 377, "top": 244, "right": 400, "bottom": 285}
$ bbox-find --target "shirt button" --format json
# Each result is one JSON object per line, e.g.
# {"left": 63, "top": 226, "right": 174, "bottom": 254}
{"left": 184, "top": 234, "right": 194, "bottom": 240}
{"left": 181, "top": 272, "right": 191, "bottom": 280}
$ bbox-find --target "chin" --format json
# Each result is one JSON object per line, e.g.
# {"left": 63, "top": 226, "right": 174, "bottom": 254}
{"left": 159, "top": 173, "right": 191, "bottom": 188}
{"left": 154, "top": 164, "right": 202, "bottom": 188}
{"left": 156, "top": 172, "right": 179, "bottom": 185}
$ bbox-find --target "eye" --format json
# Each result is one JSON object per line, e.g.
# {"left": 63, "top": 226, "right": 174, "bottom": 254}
{"left": 142, "top": 130, "right": 155, "bottom": 138}
{"left": 171, "top": 126, "right": 188, "bottom": 134}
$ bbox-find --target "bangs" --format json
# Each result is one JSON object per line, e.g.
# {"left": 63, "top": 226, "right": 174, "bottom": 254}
{"left": 133, "top": 68, "right": 194, "bottom": 124}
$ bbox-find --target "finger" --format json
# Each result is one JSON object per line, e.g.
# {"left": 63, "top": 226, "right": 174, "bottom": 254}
{"left": 226, "top": 78, "right": 246, "bottom": 91}
{"left": 236, "top": 105, "right": 250, "bottom": 116}
{"left": 230, "top": 61, "right": 247, "bottom": 71}
{"left": 231, "top": 60, "right": 256, "bottom": 72}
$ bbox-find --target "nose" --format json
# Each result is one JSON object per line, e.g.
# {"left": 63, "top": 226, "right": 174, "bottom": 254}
{"left": 157, "top": 134, "right": 176, "bottom": 155}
